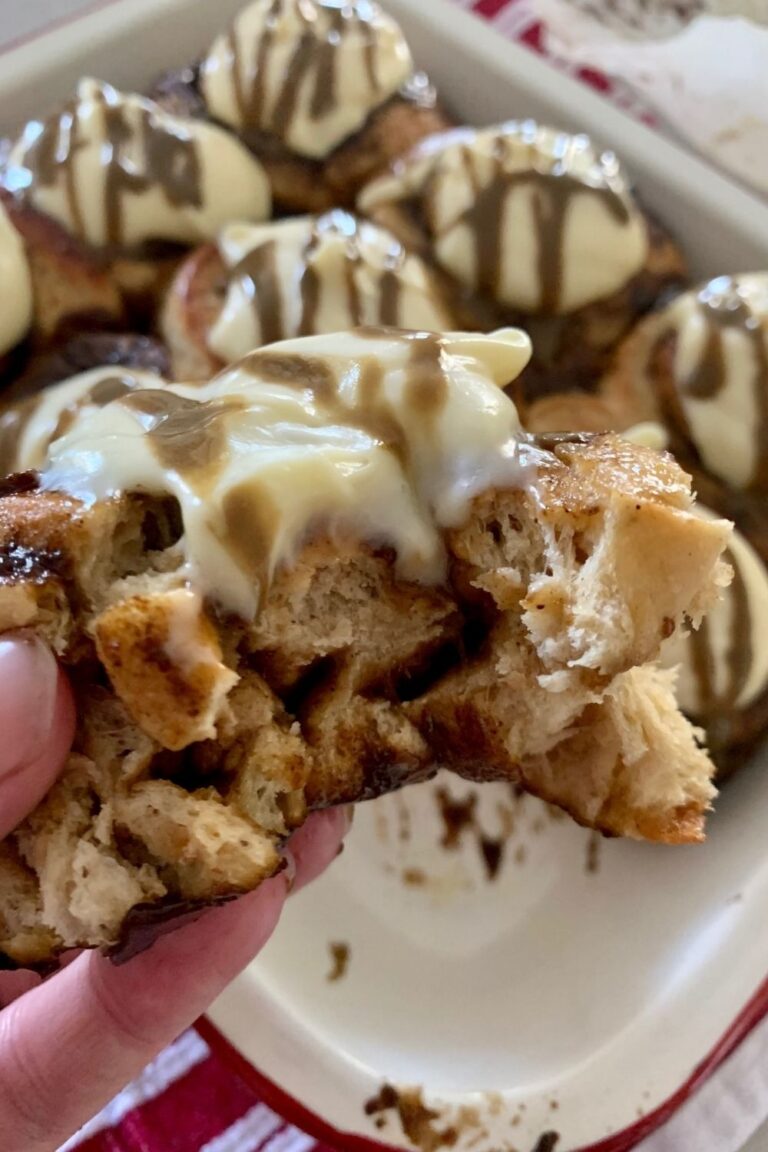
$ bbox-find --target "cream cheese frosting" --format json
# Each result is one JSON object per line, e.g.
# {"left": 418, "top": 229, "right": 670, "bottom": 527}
{"left": 662, "top": 508, "right": 768, "bottom": 716}
{"left": 3, "top": 78, "right": 271, "bottom": 250}
{"left": 200, "top": 0, "right": 413, "bottom": 160}
{"left": 209, "top": 211, "right": 454, "bottom": 362}
{"left": 0, "top": 200, "right": 33, "bottom": 355}
{"left": 652, "top": 273, "right": 768, "bottom": 492}
{"left": 0, "top": 367, "right": 167, "bottom": 475}
{"left": 359, "top": 122, "right": 649, "bottom": 315}
{"left": 12, "top": 329, "right": 531, "bottom": 620}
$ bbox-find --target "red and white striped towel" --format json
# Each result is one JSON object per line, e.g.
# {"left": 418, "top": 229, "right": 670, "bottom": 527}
{"left": 60, "top": 1029, "right": 333, "bottom": 1152}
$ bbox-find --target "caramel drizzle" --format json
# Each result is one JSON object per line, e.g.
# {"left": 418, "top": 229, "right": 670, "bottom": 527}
{"left": 22, "top": 99, "right": 86, "bottom": 239}
{"left": 434, "top": 138, "right": 631, "bottom": 314}
{"left": 687, "top": 545, "right": 754, "bottom": 746}
{"left": 19, "top": 82, "right": 203, "bottom": 247}
{"left": 8, "top": 334, "right": 457, "bottom": 615}
{"left": 229, "top": 0, "right": 382, "bottom": 138}
{"left": 231, "top": 239, "right": 286, "bottom": 345}
{"left": 226, "top": 214, "right": 408, "bottom": 340}
{"left": 122, "top": 389, "right": 240, "bottom": 485}
{"left": 239, "top": 329, "right": 448, "bottom": 457}
{"left": 110, "top": 331, "right": 448, "bottom": 603}
{"left": 221, "top": 478, "right": 279, "bottom": 606}
{"left": 236, "top": 329, "right": 448, "bottom": 486}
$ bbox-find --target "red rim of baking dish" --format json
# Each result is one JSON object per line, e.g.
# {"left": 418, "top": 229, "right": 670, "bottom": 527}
{"left": 196, "top": 970, "right": 768, "bottom": 1152}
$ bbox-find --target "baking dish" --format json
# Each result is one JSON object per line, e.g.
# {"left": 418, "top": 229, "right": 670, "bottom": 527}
{"left": 2, "top": 2, "right": 768, "bottom": 1150}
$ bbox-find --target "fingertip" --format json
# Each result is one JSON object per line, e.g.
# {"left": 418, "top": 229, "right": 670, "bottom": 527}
{"left": 286, "top": 806, "right": 351, "bottom": 894}
{"left": 0, "top": 875, "right": 290, "bottom": 1150}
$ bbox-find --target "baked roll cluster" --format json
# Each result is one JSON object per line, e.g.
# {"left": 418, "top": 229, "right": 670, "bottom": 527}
{"left": 0, "top": 0, "right": 749, "bottom": 965}
{"left": 0, "top": 330, "right": 729, "bottom": 965}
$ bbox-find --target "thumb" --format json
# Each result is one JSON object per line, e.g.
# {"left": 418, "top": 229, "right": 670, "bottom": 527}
{"left": 0, "top": 634, "right": 75, "bottom": 838}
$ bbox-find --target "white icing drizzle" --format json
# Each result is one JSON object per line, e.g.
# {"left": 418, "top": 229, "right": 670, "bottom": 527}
{"left": 28, "top": 329, "right": 531, "bottom": 620}
{"left": 200, "top": 0, "right": 413, "bottom": 160}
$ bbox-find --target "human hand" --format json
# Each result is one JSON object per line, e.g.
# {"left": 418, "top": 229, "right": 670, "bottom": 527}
{"left": 0, "top": 634, "right": 349, "bottom": 1152}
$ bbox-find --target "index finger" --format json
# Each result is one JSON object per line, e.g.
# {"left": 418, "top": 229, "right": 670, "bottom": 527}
{"left": 0, "top": 807, "right": 348, "bottom": 1152}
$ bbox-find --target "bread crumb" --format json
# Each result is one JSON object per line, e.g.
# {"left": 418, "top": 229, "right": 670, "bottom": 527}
{"left": 327, "top": 941, "right": 350, "bottom": 982}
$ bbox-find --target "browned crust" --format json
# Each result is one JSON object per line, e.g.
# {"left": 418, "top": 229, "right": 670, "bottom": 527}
{"left": 0, "top": 432, "right": 729, "bottom": 966}
{"left": 0, "top": 193, "right": 184, "bottom": 347}
{"left": 520, "top": 386, "right": 768, "bottom": 775}
{"left": 523, "top": 392, "right": 634, "bottom": 436}
{"left": 94, "top": 594, "right": 236, "bottom": 750}
{"left": 324, "top": 98, "right": 454, "bottom": 207}
{"left": 232, "top": 97, "right": 454, "bottom": 213}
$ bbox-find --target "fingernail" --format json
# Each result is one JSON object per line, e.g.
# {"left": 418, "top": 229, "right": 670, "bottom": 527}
{"left": 341, "top": 805, "right": 355, "bottom": 832}
{"left": 281, "top": 849, "right": 297, "bottom": 893}
{"left": 0, "top": 634, "right": 58, "bottom": 777}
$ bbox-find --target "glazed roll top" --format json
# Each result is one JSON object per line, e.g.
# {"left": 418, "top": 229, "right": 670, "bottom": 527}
{"left": 200, "top": 0, "right": 414, "bottom": 159}
{"left": 649, "top": 274, "right": 768, "bottom": 492}
{"left": 4, "top": 328, "right": 532, "bottom": 618}
{"left": 3, "top": 78, "right": 272, "bottom": 249}
{"left": 209, "top": 210, "right": 456, "bottom": 361}
{"left": 359, "top": 121, "right": 649, "bottom": 314}
{"left": 662, "top": 509, "right": 768, "bottom": 720}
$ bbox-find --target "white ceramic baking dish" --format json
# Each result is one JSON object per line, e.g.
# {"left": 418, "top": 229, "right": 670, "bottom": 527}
{"left": 3, "top": 3, "right": 768, "bottom": 1150}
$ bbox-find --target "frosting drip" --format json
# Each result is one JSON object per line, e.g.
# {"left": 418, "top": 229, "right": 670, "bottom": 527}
{"left": 3, "top": 79, "right": 271, "bottom": 249}
{"left": 10, "top": 329, "right": 531, "bottom": 619}
{"left": 209, "top": 210, "right": 454, "bottom": 361}
{"left": 359, "top": 122, "right": 649, "bottom": 314}
{"left": 200, "top": 0, "right": 413, "bottom": 159}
